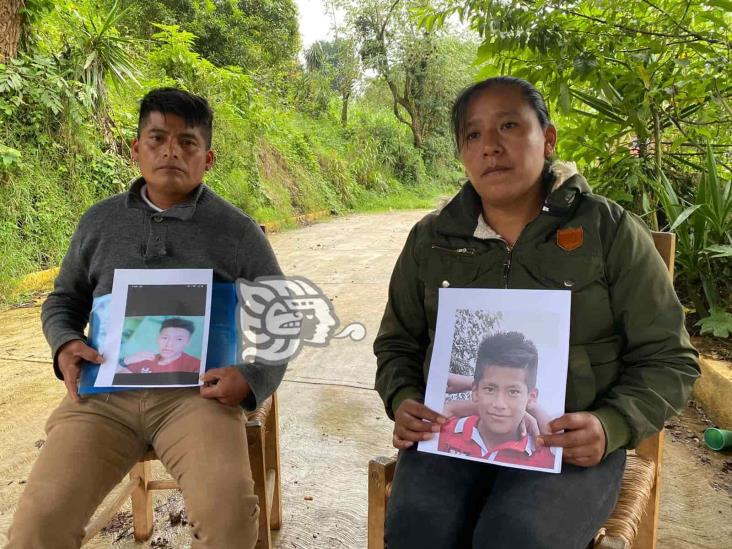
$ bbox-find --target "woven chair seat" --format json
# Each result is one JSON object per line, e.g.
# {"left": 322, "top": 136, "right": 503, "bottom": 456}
{"left": 593, "top": 452, "right": 657, "bottom": 549}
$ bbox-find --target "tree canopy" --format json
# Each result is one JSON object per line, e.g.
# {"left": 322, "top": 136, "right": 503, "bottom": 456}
{"left": 425, "top": 0, "right": 732, "bottom": 334}
{"left": 118, "top": 0, "right": 300, "bottom": 71}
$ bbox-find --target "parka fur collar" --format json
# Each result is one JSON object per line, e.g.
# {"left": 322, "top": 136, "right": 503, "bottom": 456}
{"left": 435, "top": 161, "right": 592, "bottom": 240}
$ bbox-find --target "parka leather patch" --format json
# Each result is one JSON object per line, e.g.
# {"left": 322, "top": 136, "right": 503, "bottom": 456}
{"left": 556, "top": 227, "right": 584, "bottom": 251}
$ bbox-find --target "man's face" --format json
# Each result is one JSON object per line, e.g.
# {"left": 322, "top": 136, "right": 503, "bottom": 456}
{"left": 157, "top": 327, "right": 191, "bottom": 359}
{"left": 472, "top": 364, "right": 537, "bottom": 437}
{"left": 131, "top": 111, "right": 214, "bottom": 208}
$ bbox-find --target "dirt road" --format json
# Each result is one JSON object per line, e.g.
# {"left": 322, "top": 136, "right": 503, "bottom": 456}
{"left": 0, "top": 210, "right": 729, "bottom": 548}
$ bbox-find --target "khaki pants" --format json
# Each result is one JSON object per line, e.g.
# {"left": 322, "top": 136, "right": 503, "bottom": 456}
{"left": 6, "top": 389, "right": 259, "bottom": 549}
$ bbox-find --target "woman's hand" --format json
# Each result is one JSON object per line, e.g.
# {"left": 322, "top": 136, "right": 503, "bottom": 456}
{"left": 537, "top": 412, "right": 606, "bottom": 467}
{"left": 393, "top": 399, "right": 447, "bottom": 450}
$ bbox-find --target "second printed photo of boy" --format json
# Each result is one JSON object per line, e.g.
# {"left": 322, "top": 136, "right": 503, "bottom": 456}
{"left": 438, "top": 330, "right": 556, "bottom": 469}
{"left": 420, "top": 288, "right": 571, "bottom": 473}
{"left": 113, "top": 283, "right": 208, "bottom": 386}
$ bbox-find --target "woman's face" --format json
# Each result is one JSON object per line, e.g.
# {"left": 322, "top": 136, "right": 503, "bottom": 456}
{"left": 460, "top": 85, "right": 556, "bottom": 209}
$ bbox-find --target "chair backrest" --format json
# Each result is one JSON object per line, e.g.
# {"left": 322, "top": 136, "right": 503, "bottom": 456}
{"left": 628, "top": 231, "right": 674, "bottom": 549}
{"left": 650, "top": 231, "right": 675, "bottom": 278}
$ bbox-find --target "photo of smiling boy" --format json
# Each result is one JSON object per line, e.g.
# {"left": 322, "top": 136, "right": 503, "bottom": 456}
{"left": 119, "top": 317, "right": 201, "bottom": 374}
{"left": 438, "top": 331, "right": 555, "bottom": 469}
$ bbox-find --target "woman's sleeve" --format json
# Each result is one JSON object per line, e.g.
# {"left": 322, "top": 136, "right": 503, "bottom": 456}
{"left": 591, "top": 210, "right": 700, "bottom": 455}
{"left": 373, "top": 224, "right": 431, "bottom": 419}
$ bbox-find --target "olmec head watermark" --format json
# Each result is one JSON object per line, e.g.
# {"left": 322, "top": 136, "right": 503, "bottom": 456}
{"left": 236, "top": 276, "right": 366, "bottom": 365}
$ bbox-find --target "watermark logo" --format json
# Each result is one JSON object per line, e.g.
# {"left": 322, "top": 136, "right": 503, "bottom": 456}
{"left": 236, "top": 276, "right": 366, "bottom": 365}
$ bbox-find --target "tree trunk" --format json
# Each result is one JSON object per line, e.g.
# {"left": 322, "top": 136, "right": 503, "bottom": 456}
{"left": 411, "top": 114, "right": 423, "bottom": 149}
{"left": 0, "top": 0, "right": 25, "bottom": 62}
{"left": 411, "top": 126, "right": 422, "bottom": 149}
{"left": 341, "top": 92, "right": 349, "bottom": 127}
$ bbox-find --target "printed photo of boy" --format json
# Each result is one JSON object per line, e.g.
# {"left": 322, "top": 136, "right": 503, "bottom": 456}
{"left": 118, "top": 317, "right": 201, "bottom": 374}
{"left": 438, "top": 331, "right": 555, "bottom": 469}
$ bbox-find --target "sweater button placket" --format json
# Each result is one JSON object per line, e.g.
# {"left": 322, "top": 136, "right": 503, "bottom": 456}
{"left": 146, "top": 214, "right": 167, "bottom": 258}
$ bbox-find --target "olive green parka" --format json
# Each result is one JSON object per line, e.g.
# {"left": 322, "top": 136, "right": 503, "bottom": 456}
{"left": 373, "top": 165, "right": 699, "bottom": 456}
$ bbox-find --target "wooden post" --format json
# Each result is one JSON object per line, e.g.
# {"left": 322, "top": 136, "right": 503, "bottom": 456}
{"left": 247, "top": 420, "right": 271, "bottom": 549}
{"left": 632, "top": 232, "right": 673, "bottom": 549}
{"left": 130, "top": 460, "right": 154, "bottom": 541}
{"left": 634, "top": 431, "right": 665, "bottom": 549}
{"left": 368, "top": 456, "right": 397, "bottom": 549}
{"left": 265, "top": 392, "right": 282, "bottom": 530}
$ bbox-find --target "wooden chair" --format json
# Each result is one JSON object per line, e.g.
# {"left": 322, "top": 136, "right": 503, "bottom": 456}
{"left": 368, "top": 232, "right": 675, "bottom": 549}
{"left": 83, "top": 392, "right": 282, "bottom": 549}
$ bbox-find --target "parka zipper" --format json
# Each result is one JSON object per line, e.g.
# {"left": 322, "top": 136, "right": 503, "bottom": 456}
{"left": 502, "top": 213, "right": 542, "bottom": 288}
{"left": 431, "top": 245, "right": 477, "bottom": 256}
{"left": 502, "top": 245, "right": 513, "bottom": 289}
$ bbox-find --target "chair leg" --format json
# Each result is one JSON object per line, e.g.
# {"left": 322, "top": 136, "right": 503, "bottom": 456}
{"left": 634, "top": 432, "right": 665, "bottom": 549}
{"left": 265, "top": 392, "right": 282, "bottom": 530}
{"left": 368, "top": 459, "right": 389, "bottom": 549}
{"left": 130, "top": 460, "right": 154, "bottom": 541}
{"left": 247, "top": 421, "right": 272, "bottom": 549}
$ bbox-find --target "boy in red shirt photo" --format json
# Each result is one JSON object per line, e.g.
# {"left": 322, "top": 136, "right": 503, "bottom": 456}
{"left": 118, "top": 317, "right": 201, "bottom": 374}
{"left": 438, "top": 331, "right": 556, "bottom": 470}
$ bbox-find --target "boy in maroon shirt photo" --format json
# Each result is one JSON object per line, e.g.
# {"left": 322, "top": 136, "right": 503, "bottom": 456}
{"left": 119, "top": 317, "right": 201, "bottom": 374}
{"left": 438, "top": 331, "right": 556, "bottom": 470}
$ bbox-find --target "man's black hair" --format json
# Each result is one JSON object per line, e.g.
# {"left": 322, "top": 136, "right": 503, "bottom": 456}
{"left": 160, "top": 317, "right": 195, "bottom": 336}
{"left": 473, "top": 331, "right": 538, "bottom": 390}
{"left": 138, "top": 87, "right": 214, "bottom": 148}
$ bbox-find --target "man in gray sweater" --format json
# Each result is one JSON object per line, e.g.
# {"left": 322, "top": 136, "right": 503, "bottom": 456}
{"left": 6, "top": 88, "right": 284, "bottom": 548}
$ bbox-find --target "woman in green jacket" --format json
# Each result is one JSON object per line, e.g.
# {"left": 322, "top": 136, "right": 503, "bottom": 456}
{"left": 373, "top": 76, "right": 699, "bottom": 549}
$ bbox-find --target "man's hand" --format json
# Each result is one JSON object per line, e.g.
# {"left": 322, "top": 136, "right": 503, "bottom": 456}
{"left": 57, "top": 340, "right": 104, "bottom": 403}
{"left": 393, "top": 399, "right": 446, "bottom": 450}
{"left": 537, "top": 412, "right": 606, "bottom": 467}
{"left": 200, "top": 367, "right": 250, "bottom": 406}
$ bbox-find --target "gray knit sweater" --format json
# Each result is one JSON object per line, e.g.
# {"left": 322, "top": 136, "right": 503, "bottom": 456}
{"left": 42, "top": 178, "right": 286, "bottom": 410}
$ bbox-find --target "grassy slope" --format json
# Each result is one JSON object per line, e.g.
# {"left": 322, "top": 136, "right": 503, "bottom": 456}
{"left": 0, "top": 92, "right": 461, "bottom": 303}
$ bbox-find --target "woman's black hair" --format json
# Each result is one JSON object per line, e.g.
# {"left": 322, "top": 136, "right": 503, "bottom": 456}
{"left": 451, "top": 76, "right": 552, "bottom": 152}
{"left": 451, "top": 76, "right": 556, "bottom": 189}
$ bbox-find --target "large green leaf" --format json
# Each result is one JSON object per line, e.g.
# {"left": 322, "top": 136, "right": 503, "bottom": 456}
{"left": 670, "top": 205, "right": 703, "bottom": 231}
{"left": 704, "top": 245, "right": 732, "bottom": 258}
{"left": 705, "top": 0, "right": 732, "bottom": 10}
{"left": 696, "top": 309, "right": 732, "bottom": 338}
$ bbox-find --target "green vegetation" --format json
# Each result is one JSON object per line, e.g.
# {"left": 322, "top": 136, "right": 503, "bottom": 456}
{"left": 0, "top": 0, "right": 469, "bottom": 303}
{"left": 1, "top": 0, "right": 730, "bottom": 338}
{"left": 426, "top": 0, "right": 732, "bottom": 336}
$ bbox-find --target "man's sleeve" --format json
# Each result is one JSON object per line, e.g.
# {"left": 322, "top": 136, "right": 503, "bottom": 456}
{"left": 41, "top": 219, "right": 94, "bottom": 379}
{"left": 591, "top": 211, "right": 700, "bottom": 455}
{"left": 233, "top": 219, "right": 287, "bottom": 411}
{"left": 373, "top": 224, "right": 430, "bottom": 419}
